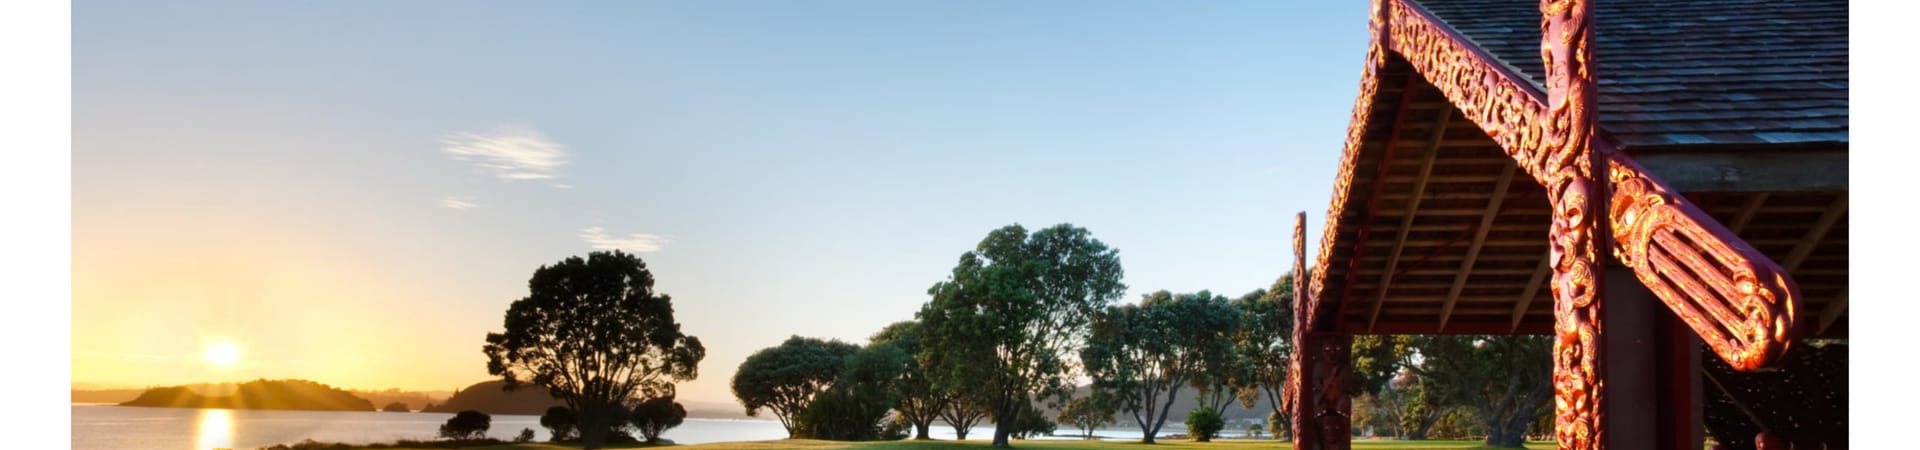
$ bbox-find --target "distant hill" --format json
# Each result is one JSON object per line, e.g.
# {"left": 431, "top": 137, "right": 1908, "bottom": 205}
{"left": 351, "top": 388, "right": 446, "bottom": 412}
{"left": 119, "top": 379, "right": 375, "bottom": 411}
{"left": 71, "top": 388, "right": 144, "bottom": 404}
{"left": 424, "top": 380, "right": 565, "bottom": 415}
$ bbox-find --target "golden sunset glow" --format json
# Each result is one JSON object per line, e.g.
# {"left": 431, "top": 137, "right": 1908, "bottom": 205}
{"left": 204, "top": 342, "right": 240, "bottom": 368}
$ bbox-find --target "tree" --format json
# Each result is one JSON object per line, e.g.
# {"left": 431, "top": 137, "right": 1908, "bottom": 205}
{"left": 1228, "top": 274, "right": 1297, "bottom": 439}
{"left": 629, "top": 396, "right": 687, "bottom": 443}
{"left": 870, "top": 321, "right": 944, "bottom": 440}
{"left": 1081, "top": 290, "right": 1239, "bottom": 444}
{"left": 792, "top": 343, "right": 909, "bottom": 441}
{"left": 1376, "top": 370, "right": 1450, "bottom": 440}
{"left": 1056, "top": 394, "right": 1116, "bottom": 439}
{"left": 1408, "top": 335, "right": 1552, "bottom": 448}
{"left": 732, "top": 335, "right": 861, "bottom": 437}
{"left": 540, "top": 406, "right": 578, "bottom": 442}
{"left": 917, "top": 224, "right": 1125, "bottom": 447}
{"left": 439, "top": 410, "right": 491, "bottom": 441}
{"left": 515, "top": 428, "right": 536, "bottom": 443}
{"left": 482, "top": 251, "right": 707, "bottom": 450}
{"left": 939, "top": 392, "right": 990, "bottom": 440}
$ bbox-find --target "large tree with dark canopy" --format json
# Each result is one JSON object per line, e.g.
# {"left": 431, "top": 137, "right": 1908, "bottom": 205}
{"left": 482, "top": 251, "right": 706, "bottom": 450}
{"left": 731, "top": 336, "right": 861, "bottom": 437}
{"left": 1227, "top": 274, "right": 1297, "bottom": 439}
{"left": 1081, "top": 290, "right": 1239, "bottom": 444}
{"left": 1408, "top": 335, "right": 1553, "bottom": 448}
{"left": 870, "top": 320, "right": 944, "bottom": 439}
{"left": 918, "top": 223, "right": 1125, "bottom": 447}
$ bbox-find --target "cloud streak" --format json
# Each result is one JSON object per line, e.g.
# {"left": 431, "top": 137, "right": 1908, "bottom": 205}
{"left": 579, "top": 226, "right": 670, "bottom": 252}
{"left": 442, "top": 196, "right": 479, "bottom": 210}
{"left": 441, "top": 125, "right": 569, "bottom": 182}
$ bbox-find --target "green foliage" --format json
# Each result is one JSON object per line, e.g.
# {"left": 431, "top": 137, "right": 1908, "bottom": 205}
{"left": 482, "top": 250, "right": 706, "bottom": 449}
{"left": 629, "top": 396, "right": 687, "bottom": 443}
{"left": 1183, "top": 408, "right": 1226, "bottom": 442}
{"left": 437, "top": 410, "right": 490, "bottom": 441}
{"left": 870, "top": 321, "right": 943, "bottom": 440}
{"left": 794, "top": 343, "right": 911, "bottom": 441}
{"left": 1056, "top": 395, "right": 1117, "bottom": 439}
{"left": 1228, "top": 273, "right": 1297, "bottom": 430}
{"left": 1412, "top": 335, "right": 1552, "bottom": 448}
{"left": 540, "top": 406, "right": 577, "bottom": 442}
{"left": 916, "top": 223, "right": 1125, "bottom": 446}
{"left": 1267, "top": 410, "right": 1290, "bottom": 440}
{"left": 1010, "top": 402, "right": 1057, "bottom": 439}
{"left": 732, "top": 335, "right": 863, "bottom": 437}
{"left": 1376, "top": 370, "right": 1451, "bottom": 440}
{"left": 1080, "top": 290, "right": 1239, "bottom": 443}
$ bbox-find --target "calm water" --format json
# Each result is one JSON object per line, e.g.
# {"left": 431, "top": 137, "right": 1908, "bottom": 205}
{"left": 73, "top": 404, "right": 1256, "bottom": 449}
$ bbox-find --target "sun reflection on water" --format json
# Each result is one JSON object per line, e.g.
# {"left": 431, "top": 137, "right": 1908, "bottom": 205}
{"left": 193, "top": 409, "right": 233, "bottom": 450}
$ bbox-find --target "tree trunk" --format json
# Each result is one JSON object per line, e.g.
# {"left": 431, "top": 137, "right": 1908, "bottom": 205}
{"left": 954, "top": 423, "right": 970, "bottom": 440}
{"left": 990, "top": 403, "right": 1017, "bottom": 447}
{"left": 1484, "top": 428, "right": 1526, "bottom": 448}
{"left": 579, "top": 414, "right": 609, "bottom": 450}
{"left": 914, "top": 422, "right": 931, "bottom": 440}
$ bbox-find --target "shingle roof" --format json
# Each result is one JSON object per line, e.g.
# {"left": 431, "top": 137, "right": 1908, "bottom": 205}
{"left": 1414, "top": 0, "right": 1848, "bottom": 148}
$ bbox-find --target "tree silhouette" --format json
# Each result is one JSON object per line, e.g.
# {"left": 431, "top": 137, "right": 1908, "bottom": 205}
{"left": 438, "top": 410, "right": 491, "bottom": 440}
{"left": 483, "top": 251, "right": 706, "bottom": 450}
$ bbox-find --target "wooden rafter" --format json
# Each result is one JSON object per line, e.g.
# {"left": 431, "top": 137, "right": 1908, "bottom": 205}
{"left": 1438, "top": 162, "right": 1515, "bottom": 332}
{"left": 1729, "top": 193, "right": 1770, "bottom": 234}
{"left": 1783, "top": 193, "right": 1848, "bottom": 272}
{"left": 1510, "top": 250, "right": 1553, "bottom": 333}
{"left": 1369, "top": 107, "right": 1454, "bottom": 332}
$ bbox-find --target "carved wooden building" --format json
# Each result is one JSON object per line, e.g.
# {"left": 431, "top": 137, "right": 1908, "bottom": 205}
{"left": 1285, "top": 0, "right": 1845, "bottom": 449}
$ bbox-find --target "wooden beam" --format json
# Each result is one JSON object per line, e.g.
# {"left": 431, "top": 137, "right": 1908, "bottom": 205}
{"left": 1369, "top": 107, "right": 1454, "bottom": 332}
{"left": 1439, "top": 162, "right": 1516, "bottom": 332}
{"left": 1817, "top": 287, "right": 1848, "bottom": 335}
{"left": 1783, "top": 193, "right": 1848, "bottom": 272}
{"left": 1729, "top": 193, "right": 1768, "bottom": 235}
{"left": 1510, "top": 250, "right": 1553, "bottom": 333}
{"left": 1630, "top": 148, "right": 1849, "bottom": 193}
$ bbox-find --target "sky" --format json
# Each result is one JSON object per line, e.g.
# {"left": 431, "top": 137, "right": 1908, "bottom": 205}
{"left": 72, "top": 1, "right": 1371, "bottom": 406}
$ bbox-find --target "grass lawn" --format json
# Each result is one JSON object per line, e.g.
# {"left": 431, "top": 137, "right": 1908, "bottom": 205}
{"left": 379, "top": 439, "right": 1552, "bottom": 450}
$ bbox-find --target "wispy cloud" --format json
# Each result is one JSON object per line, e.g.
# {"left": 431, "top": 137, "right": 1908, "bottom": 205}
{"left": 550, "top": 183, "right": 574, "bottom": 189}
{"left": 441, "top": 125, "right": 569, "bottom": 182}
{"left": 442, "top": 196, "right": 480, "bottom": 210}
{"left": 579, "top": 226, "right": 670, "bottom": 252}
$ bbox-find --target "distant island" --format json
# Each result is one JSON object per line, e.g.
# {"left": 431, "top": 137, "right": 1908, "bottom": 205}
{"left": 119, "top": 379, "right": 375, "bottom": 411}
{"left": 422, "top": 380, "right": 565, "bottom": 415}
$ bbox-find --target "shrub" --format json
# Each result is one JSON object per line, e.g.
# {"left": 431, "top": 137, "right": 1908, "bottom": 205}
{"left": 540, "top": 406, "right": 578, "bottom": 441}
{"left": 514, "top": 428, "right": 535, "bottom": 443}
{"left": 437, "top": 410, "right": 490, "bottom": 440}
{"left": 1185, "top": 408, "right": 1225, "bottom": 442}
{"left": 1010, "top": 403, "right": 1056, "bottom": 439}
{"left": 630, "top": 396, "right": 688, "bottom": 443}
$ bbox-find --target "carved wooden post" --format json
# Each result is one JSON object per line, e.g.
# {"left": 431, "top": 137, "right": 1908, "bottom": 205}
{"left": 1538, "top": 1, "right": 1606, "bottom": 449}
{"left": 1289, "top": 212, "right": 1352, "bottom": 450}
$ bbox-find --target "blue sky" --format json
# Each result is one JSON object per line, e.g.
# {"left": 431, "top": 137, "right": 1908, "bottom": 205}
{"left": 73, "top": 1, "right": 1371, "bottom": 404}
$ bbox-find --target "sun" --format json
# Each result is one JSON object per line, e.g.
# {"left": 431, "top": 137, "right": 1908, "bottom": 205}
{"left": 204, "top": 342, "right": 240, "bottom": 368}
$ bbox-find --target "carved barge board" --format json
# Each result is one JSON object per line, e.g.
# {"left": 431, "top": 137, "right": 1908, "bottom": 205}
{"left": 1298, "top": 1, "right": 1807, "bottom": 449}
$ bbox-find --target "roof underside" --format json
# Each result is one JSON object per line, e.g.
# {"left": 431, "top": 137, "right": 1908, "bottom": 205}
{"left": 1319, "top": 55, "right": 1848, "bottom": 337}
{"left": 1419, "top": 0, "right": 1849, "bottom": 149}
